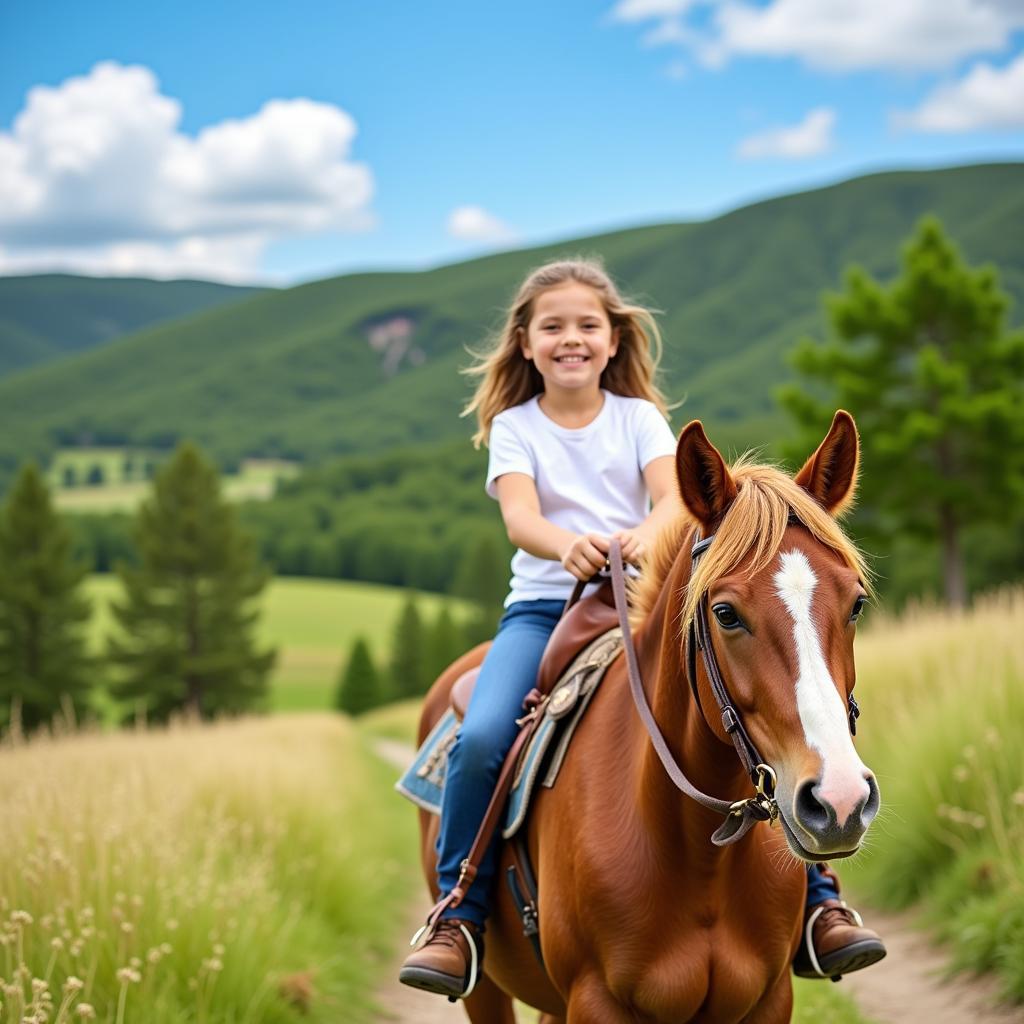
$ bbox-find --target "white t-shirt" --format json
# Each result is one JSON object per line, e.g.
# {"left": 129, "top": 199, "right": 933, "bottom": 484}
{"left": 486, "top": 390, "right": 677, "bottom": 607}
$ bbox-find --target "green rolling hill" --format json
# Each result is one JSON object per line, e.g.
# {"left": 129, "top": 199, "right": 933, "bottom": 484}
{"left": 0, "top": 273, "right": 267, "bottom": 376}
{"left": 1, "top": 162, "right": 1021, "bottom": 494}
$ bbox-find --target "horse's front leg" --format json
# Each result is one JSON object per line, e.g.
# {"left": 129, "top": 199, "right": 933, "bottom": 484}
{"left": 739, "top": 977, "right": 793, "bottom": 1024}
{"left": 565, "top": 975, "right": 647, "bottom": 1024}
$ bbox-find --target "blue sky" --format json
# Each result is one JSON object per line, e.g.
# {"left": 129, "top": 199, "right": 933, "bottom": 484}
{"left": 1, "top": 0, "right": 1022, "bottom": 283}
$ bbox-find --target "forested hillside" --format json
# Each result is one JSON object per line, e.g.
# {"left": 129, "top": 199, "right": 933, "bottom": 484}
{"left": 2, "top": 162, "right": 1021, "bottom": 494}
{"left": 0, "top": 273, "right": 266, "bottom": 376}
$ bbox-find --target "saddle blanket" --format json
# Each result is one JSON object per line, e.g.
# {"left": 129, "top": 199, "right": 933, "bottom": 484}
{"left": 395, "top": 627, "right": 623, "bottom": 838}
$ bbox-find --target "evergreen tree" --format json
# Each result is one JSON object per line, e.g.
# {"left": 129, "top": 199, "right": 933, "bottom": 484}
{"left": 453, "top": 533, "right": 507, "bottom": 646}
{"left": 107, "top": 441, "right": 276, "bottom": 721}
{"left": 0, "top": 463, "right": 93, "bottom": 732}
{"left": 779, "top": 217, "right": 1024, "bottom": 607}
{"left": 424, "top": 603, "right": 464, "bottom": 687}
{"left": 335, "top": 635, "right": 380, "bottom": 716}
{"left": 388, "top": 595, "right": 426, "bottom": 699}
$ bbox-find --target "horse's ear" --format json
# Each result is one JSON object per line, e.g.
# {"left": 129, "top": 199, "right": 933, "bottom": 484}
{"left": 676, "top": 420, "right": 738, "bottom": 529}
{"left": 794, "top": 410, "right": 860, "bottom": 517}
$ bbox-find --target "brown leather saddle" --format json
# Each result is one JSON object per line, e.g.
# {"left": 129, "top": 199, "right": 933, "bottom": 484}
{"left": 450, "top": 580, "right": 619, "bottom": 721}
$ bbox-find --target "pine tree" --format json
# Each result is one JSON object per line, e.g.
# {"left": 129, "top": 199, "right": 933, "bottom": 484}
{"left": 107, "top": 441, "right": 276, "bottom": 721}
{"left": 453, "top": 533, "right": 507, "bottom": 647}
{"left": 0, "top": 463, "right": 93, "bottom": 732}
{"left": 335, "top": 635, "right": 380, "bottom": 716}
{"left": 424, "top": 603, "right": 464, "bottom": 687}
{"left": 779, "top": 216, "right": 1024, "bottom": 607}
{"left": 388, "top": 595, "right": 426, "bottom": 699}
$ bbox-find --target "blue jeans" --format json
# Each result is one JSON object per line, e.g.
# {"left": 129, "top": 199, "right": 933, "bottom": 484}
{"left": 437, "top": 599, "right": 565, "bottom": 927}
{"left": 435, "top": 598, "right": 839, "bottom": 927}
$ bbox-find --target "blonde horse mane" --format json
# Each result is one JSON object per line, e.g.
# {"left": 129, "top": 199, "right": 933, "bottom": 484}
{"left": 630, "top": 454, "right": 872, "bottom": 637}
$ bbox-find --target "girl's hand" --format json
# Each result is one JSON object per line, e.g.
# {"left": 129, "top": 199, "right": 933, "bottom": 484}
{"left": 561, "top": 533, "right": 611, "bottom": 582}
{"left": 613, "top": 527, "right": 649, "bottom": 566}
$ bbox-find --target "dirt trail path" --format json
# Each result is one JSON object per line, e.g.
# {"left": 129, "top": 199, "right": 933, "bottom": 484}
{"left": 837, "top": 906, "right": 1024, "bottom": 1024}
{"left": 369, "top": 739, "right": 1024, "bottom": 1024}
{"left": 371, "top": 738, "right": 532, "bottom": 1022}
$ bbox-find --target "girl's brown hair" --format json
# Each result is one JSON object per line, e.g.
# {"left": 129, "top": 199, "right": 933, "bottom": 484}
{"left": 461, "top": 258, "right": 670, "bottom": 447}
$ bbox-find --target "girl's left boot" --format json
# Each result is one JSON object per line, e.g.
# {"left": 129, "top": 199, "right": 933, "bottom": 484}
{"left": 399, "top": 918, "right": 484, "bottom": 999}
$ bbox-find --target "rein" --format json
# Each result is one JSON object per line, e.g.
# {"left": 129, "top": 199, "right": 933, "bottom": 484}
{"left": 607, "top": 536, "right": 777, "bottom": 846}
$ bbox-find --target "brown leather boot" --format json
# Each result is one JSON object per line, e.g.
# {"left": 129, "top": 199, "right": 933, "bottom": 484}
{"left": 793, "top": 898, "right": 887, "bottom": 980}
{"left": 399, "top": 918, "right": 484, "bottom": 999}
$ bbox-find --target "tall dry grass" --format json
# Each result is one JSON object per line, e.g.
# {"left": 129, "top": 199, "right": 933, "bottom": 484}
{"left": 847, "top": 585, "right": 1024, "bottom": 1001}
{"left": 0, "top": 713, "right": 415, "bottom": 1023}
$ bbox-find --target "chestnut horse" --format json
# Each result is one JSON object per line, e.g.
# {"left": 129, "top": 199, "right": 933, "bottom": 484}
{"left": 414, "top": 411, "right": 879, "bottom": 1023}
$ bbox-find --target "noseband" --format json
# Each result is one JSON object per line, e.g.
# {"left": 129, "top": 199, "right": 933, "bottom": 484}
{"left": 609, "top": 525, "right": 862, "bottom": 847}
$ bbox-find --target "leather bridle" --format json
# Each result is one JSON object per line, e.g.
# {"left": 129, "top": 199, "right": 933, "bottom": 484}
{"left": 607, "top": 527, "right": 861, "bottom": 847}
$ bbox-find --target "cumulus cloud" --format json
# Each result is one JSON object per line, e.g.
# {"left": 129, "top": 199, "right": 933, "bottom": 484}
{"left": 446, "top": 206, "right": 516, "bottom": 244}
{"left": 736, "top": 107, "right": 836, "bottom": 159}
{"left": 0, "top": 61, "right": 374, "bottom": 281}
{"left": 609, "top": 0, "right": 702, "bottom": 22}
{"left": 611, "top": 0, "right": 1024, "bottom": 72}
{"left": 894, "top": 52, "right": 1024, "bottom": 131}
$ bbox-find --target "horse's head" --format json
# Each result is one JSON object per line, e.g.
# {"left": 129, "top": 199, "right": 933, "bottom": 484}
{"left": 675, "top": 411, "right": 879, "bottom": 860}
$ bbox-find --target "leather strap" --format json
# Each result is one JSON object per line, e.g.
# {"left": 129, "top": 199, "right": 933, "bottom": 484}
{"left": 419, "top": 687, "right": 546, "bottom": 935}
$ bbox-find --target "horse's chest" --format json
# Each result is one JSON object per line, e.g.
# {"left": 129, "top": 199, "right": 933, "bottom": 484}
{"left": 612, "top": 929, "right": 781, "bottom": 1023}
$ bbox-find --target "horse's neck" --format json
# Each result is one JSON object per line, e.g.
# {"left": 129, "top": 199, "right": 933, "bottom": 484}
{"left": 630, "top": 528, "right": 751, "bottom": 857}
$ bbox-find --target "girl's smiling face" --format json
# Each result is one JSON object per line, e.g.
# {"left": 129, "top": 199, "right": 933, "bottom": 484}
{"left": 520, "top": 282, "right": 619, "bottom": 395}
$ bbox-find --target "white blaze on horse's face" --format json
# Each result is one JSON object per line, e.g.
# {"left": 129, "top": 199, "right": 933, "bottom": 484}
{"left": 773, "top": 549, "right": 871, "bottom": 838}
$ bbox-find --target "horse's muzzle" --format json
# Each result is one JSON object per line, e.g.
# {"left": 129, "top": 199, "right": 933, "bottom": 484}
{"left": 783, "top": 772, "right": 880, "bottom": 859}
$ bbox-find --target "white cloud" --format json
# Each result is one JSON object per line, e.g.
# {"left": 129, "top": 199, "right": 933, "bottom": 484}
{"left": 736, "top": 107, "right": 836, "bottom": 159}
{"left": 894, "top": 52, "right": 1024, "bottom": 131}
{"left": 609, "top": 0, "right": 701, "bottom": 23}
{"left": 0, "top": 61, "right": 374, "bottom": 281}
{"left": 610, "top": 0, "right": 1024, "bottom": 72}
{"left": 446, "top": 206, "right": 516, "bottom": 243}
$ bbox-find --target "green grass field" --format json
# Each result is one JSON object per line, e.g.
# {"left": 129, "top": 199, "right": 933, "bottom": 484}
{"left": 842, "top": 585, "right": 1024, "bottom": 1003}
{"left": 84, "top": 574, "right": 471, "bottom": 714}
{"left": 49, "top": 449, "right": 300, "bottom": 513}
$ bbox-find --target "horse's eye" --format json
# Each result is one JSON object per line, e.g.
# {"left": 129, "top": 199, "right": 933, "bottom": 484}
{"left": 712, "top": 603, "right": 742, "bottom": 630}
{"left": 850, "top": 596, "right": 867, "bottom": 622}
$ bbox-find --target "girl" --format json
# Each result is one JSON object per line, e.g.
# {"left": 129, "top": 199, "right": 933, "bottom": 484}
{"left": 400, "top": 259, "right": 882, "bottom": 999}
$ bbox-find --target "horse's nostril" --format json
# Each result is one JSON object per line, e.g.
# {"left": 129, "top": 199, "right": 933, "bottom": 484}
{"left": 862, "top": 774, "right": 881, "bottom": 825}
{"left": 794, "top": 779, "right": 831, "bottom": 833}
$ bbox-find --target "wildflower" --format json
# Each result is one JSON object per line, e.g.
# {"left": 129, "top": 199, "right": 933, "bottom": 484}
{"left": 50, "top": 937, "right": 64, "bottom": 951}
{"left": 129, "top": 957, "right": 141, "bottom": 969}
{"left": 115, "top": 967, "right": 141, "bottom": 985}
{"left": 201, "top": 958, "right": 223, "bottom": 973}
{"left": 1012, "top": 790, "right": 1024, "bottom": 807}
{"left": 76, "top": 1004, "right": 96, "bottom": 1020}
{"left": 212, "top": 943, "right": 225, "bottom": 956}
{"left": 160, "top": 943, "right": 172, "bottom": 955}
{"left": 63, "top": 977, "right": 84, "bottom": 994}
{"left": 120, "top": 922, "right": 133, "bottom": 935}
{"left": 11, "top": 910, "right": 33, "bottom": 925}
